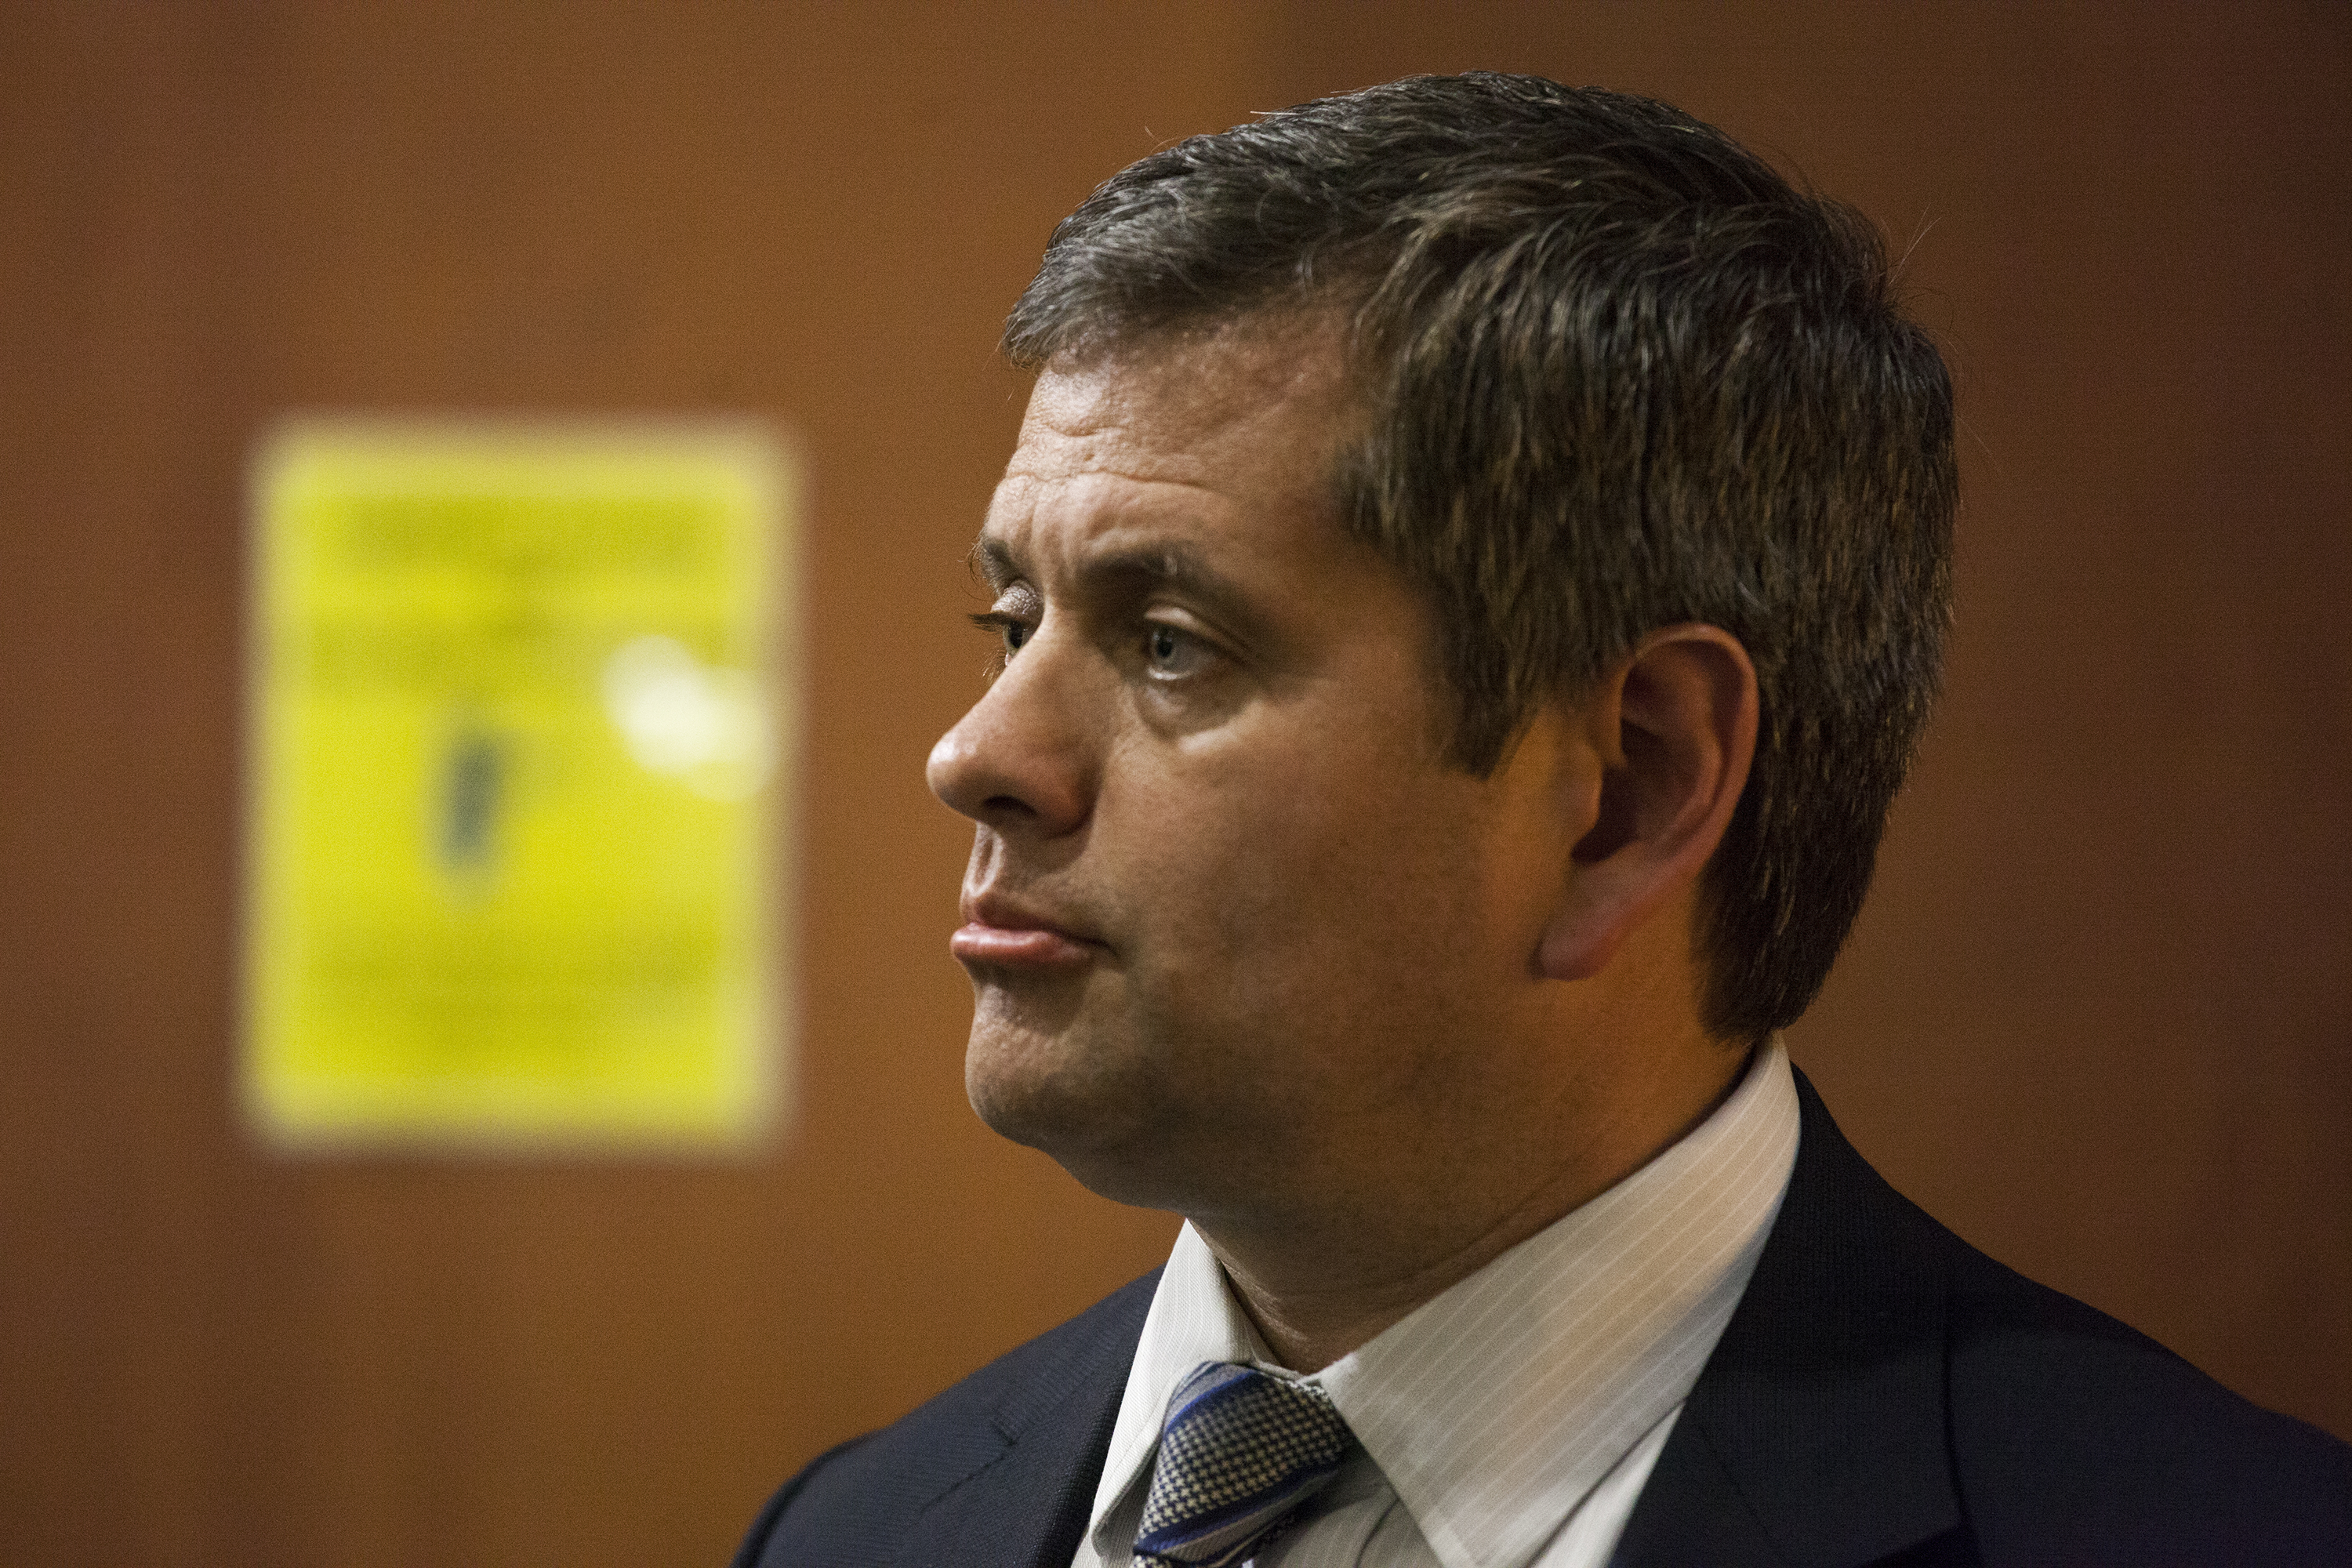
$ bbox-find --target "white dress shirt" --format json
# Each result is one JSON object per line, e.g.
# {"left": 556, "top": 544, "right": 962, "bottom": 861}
{"left": 1072, "top": 1039, "right": 1801, "bottom": 1568}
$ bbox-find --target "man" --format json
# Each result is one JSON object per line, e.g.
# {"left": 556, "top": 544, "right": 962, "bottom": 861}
{"left": 736, "top": 74, "right": 2350, "bottom": 1566}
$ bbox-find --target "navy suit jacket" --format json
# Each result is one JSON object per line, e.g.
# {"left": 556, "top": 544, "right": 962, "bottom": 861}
{"left": 734, "top": 1072, "right": 2352, "bottom": 1566}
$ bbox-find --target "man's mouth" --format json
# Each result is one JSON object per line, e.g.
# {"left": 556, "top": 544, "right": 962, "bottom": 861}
{"left": 951, "top": 894, "right": 1101, "bottom": 970}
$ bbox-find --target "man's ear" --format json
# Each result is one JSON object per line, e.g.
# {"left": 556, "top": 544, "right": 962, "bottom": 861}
{"left": 1537, "top": 623, "right": 1759, "bottom": 982}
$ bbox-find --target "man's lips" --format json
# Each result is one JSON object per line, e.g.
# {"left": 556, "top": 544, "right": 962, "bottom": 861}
{"left": 949, "top": 923, "right": 1096, "bottom": 967}
{"left": 951, "top": 897, "right": 1100, "bottom": 969}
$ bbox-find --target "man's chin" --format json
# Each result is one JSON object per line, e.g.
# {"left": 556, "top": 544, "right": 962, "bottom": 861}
{"left": 964, "top": 1041, "right": 1131, "bottom": 1155}
{"left": 962, "top": 1030, "right": 1186, "bottom": 1206}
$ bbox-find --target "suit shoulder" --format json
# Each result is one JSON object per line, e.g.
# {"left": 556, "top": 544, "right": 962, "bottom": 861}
{"left": 1937, "top": 1229, "right": 2352, "bottom": 1560}
{"left": 731, "top": 1271, "right": 1159, "bottom": 1568}
{"left": 1657, "top": 1073, "right": 2350, "bottom": 1566}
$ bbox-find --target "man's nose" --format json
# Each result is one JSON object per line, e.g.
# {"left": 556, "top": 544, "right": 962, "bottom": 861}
{"left": 925, "top": 633, "right": 1095, "bottom": 837}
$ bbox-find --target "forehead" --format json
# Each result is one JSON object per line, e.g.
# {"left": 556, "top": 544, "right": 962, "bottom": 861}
{"left": 980, "top": 321, "right": 1359, "bottom": 583}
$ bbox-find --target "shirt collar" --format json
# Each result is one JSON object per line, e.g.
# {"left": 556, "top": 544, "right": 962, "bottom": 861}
{"left": 1085, "top": 1040, "right": 1800, "bottom": 1568}
{"left": 1086, "top": 1221, "right": 1269, "bottom": 1544}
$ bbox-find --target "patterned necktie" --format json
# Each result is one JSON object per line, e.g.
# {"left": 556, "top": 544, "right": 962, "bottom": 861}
{"left": 1131, "top": 1361, "right": 1355, "bottom": 1567}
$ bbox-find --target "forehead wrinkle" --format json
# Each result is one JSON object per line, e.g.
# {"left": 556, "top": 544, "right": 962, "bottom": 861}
{"left": 1017, "top": 343, "right": 1345, "bottom": 494}
{"left": 1001, "top": 434, "right": 1234, "bottom": 495}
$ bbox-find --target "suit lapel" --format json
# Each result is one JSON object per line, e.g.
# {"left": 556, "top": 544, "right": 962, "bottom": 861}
{"left": 1613, "top": 1069, "right": 1966, "bottom": 1567}
{"left": 884, "top": 1282, "right": 1144, "bottom": 1567}
{"left": 883, "top": 1381, "right": 1125, "bottom": 1567}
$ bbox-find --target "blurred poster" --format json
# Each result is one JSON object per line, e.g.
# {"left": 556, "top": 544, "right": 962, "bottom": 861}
{"left": 242, "top": 419, "right": 795, "bottom": 1153}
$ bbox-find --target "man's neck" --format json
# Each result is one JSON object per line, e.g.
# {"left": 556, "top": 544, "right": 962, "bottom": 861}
{"left": 1195, "top": 1040, "right": 1755, "bottom": 1370}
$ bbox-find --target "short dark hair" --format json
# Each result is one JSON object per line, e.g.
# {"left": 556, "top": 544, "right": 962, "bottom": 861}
{"left": 1004, "top": 72, "right": 1956, "bottom": 1041}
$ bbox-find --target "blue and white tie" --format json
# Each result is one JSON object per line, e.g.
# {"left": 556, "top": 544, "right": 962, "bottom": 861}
{"left": 1132, "top": 1361, "right": 1354, "bottom": 1567}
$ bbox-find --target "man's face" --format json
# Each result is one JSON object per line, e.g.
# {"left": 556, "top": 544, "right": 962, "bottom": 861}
{"left": 927, "top": 322, "right": 1578, "bottom": 1214}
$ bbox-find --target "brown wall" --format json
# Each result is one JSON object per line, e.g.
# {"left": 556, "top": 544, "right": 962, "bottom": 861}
{"left": 2, "top": 4, "right": 2344, "bottom": 1564}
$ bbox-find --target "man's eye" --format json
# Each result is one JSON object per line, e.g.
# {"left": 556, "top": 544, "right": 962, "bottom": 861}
{"left": 966, "top": 611, "right": 1036, "bottom": 667}
{"left": 1144, "top": 622, "right": 1212, "bottom": 678}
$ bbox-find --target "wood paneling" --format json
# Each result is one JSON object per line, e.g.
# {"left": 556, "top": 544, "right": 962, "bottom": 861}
{"left": 2, "top": 4, "right": 2344, "bottom": 1564}
{"left": 2, "top": 5, "right": 1268, "bottom": 1562}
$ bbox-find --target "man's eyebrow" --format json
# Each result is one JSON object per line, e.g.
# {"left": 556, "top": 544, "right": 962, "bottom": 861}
{"left": 968, "top": 535, "right": 1255, "bottom": 621}
{"left": 1079, "top": 542, "right": 1236, "bottom": 601}
{"left": 970, "top": 535, "right": 1018, "bottom": 591}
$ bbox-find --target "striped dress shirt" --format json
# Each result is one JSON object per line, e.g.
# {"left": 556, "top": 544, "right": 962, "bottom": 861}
{"left": 1074, "top": 1039, "right": 1801, "bottom": 1568}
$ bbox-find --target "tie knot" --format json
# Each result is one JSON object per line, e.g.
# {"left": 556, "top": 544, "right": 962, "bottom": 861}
{"left": 1133, "top": 1361, "right": 1354, "bottom": 1567}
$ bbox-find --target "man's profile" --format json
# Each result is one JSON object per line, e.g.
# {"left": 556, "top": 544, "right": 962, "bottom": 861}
{"left": 735, "top": 74, "right": 2350, "bottom": 1566}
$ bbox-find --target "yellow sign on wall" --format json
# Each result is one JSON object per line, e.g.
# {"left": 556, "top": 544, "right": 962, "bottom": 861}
{"left": 243, "top": 419, "right": 795, "bottom": 1153}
